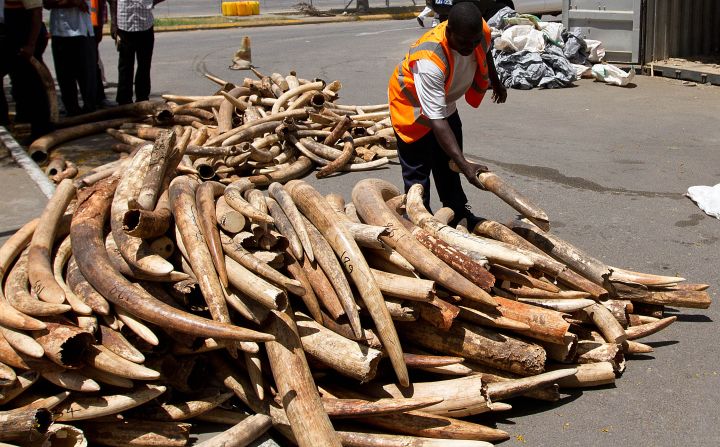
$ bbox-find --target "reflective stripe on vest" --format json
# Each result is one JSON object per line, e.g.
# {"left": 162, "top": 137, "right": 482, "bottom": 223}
{"left": 388, "top": 20, "right": 491, "bottom": 144}
{"left": 91, "top": 0, "right": 99, "bottom": 27}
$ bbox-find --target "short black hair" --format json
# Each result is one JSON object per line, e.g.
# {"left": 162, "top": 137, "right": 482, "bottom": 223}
{"left": 448, "top": 2, "right": 484, "bottom": 35}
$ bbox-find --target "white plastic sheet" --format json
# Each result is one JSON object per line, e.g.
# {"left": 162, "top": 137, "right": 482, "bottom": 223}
{"left": 592, "top": 64, "right": 635, "bottom": 86}
{"left": 687, "top": 184, "right": 720, "bottom": 219}
{"left": 494, "top": 25, "right": 546, "bottom": 53}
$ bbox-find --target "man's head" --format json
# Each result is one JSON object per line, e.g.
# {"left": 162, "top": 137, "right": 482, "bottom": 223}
{"left": 446, "top": 2, "right": 485, "bottom": 56}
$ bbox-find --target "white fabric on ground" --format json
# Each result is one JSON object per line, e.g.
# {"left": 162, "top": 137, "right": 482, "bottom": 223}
{"left": 687, "top": 184, "right": 720, "bottom": 219}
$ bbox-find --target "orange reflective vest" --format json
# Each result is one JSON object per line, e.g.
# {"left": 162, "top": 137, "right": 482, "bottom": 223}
{"left": 388, "top": 20, "right": 492, "bottom": 143}
{"left": 90, "top": 0, "right": 99, "bottom": 27}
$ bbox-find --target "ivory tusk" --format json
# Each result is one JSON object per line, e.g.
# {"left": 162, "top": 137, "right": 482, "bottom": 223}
{"left": 71, "top": 177, "right": 273, "bottom": 342}
{"left": 269, "top": 182, "right": 313, "bottom": 261}
{"left": 287, "top": 180, "right": 409, "bottom": 386}
{"left": 83, "top": 344, "right": 159, "bottom": 380}
{"left": 54, "top": 384, "right": 167, "bottom": 421}
{"left": 352, "top": 179, "right": 496, "bottom": 309}
{"left": 28, "top": 180, "right": 75, "bottom": 304}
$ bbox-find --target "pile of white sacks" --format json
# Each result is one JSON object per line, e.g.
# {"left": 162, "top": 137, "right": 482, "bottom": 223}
{"left": 488, "top": 7, "right": 635, "bottom": 88}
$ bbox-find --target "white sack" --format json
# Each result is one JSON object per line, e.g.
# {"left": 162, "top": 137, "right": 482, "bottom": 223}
{"left": 585, "top": 39, "right": 605, "bottom": 62}
{"left": 592, "top": 64, "right": 635, "bottom": 86}
{"left": 687, "top": 183, "right": 720, "bottom": 219}
{"left": 494, "top": 25, "right": 546, "bottom": 53}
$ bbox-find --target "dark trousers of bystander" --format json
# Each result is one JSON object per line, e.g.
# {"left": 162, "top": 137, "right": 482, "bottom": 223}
{"left": 51, "top": 35, "right": 97, "bottom": 115}
{"left": 116, "top": 27, "right": 154, "bottom": 105}
{"left": 396, "top": 111, "right": 472, "bottom": 222}
{"left": 1, "top": 8, "right": 51, "bottom": 138}
{"left": 93, "top": 24, "right": 106, "bottom": 103}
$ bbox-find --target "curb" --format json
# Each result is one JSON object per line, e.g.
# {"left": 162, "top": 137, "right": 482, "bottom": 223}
{"left": 0, "top": 127, "right": 55, "bottom": 200}
{"left": 150, "top": 11, "right": 419, "bottom": 34}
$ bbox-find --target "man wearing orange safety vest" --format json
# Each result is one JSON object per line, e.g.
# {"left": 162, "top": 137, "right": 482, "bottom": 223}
{"left": 389, "top": 1, "right": 506, "bottom": 228}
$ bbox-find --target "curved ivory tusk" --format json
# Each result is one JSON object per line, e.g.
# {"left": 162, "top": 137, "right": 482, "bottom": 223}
{"left": 66, "top": 257, "right": 110, "bottom": 315}
{"left": 78, "top": 419, "right": 191, "bottom": 446}
{"left": 53, "top": 237, "right": 92, "bottom": 315}
{"left": 55, "top": 384, "right": 167, "bottom": 422}
{"left": 170, "top": 176, "right": 233, "bottom": 328}
{"left": 193, "top": 413, "right": 273, "bottom": 447}
{"left": 28, "top": 180, "right": 75, "bottom": 304}
{"left": 136, "top": 130, "right": 175, "bottom": 211}
{"left": 207, "top": 109, "right": 308, "bottom": 147}
{"left": 607, "top": 266, "right": 685, "bottom": 286}
{"left": 29, "top": 118, "right": 133, "bottom": 164}
{"left": 406, "top": 184, "right": 533, "bottom": 270}
{"left": 271, "top": 81, "right": 324, "bottom": 114}
{"left": 0, "top": 325, "right": 44, "bottom": 358}
{"left": 81, "top": 366, "right": 134, "bottom": 389}
{"left": 5, "top": 250, "right": 72, "bottom": 316}
{"left": 518, "top": 298, "right": 596, "bottom": 313}
{"left": 98, "top": 325, "right": 145, "bottom": 364}
{"left": 287, "top": 180, "right": 408, "bottom": 387}
{"left": 317, "top": 132, "right": 355, "bottom": 179}
{"left": 218, "top": 87, "right": 251, "bottom": 133}
{"left": 225, "top": 178, "right": 274, "bottom": 224}
{"left": 13, "top": 389, "right": 71, "bottom": 411}
{"left": 625, "top": 316, "right": 677, "bottom": 340}
{"left": 39, "top": 366, "right": 100, "bottom": 392}
{"left": 114, "top": 305, "right": 160, "bottom": 346}
{"left": 247, "top": 155, "right": 314, "bottom": 187}
{"left": 265, "top": 196, "right": 304, "bottom": 260}
{"left": 269, "top": 182, "right": 313, "bottom": 261}
{"left": 137, "top": 390, "right": 234, "bottom": 421}
{"left": 0, "top": 329, "right": 29, "bottom": 370}
{"left": 0, "top": 371, "right": 38, "bottom": 404}
{"left": 196, "top": 181, "right": 229, "bottom": 288}
{"left": 110, "top": 144, "right": 174, "bottom": 277}
{"left": 300, "top": 214, "right": 362, "bottom": 337}
{"left": 83, "top": 345, "right": 159, "bottom": 380}
{"left": 70, "top": 177, "right": 274, "bottom": 342}
{"left": 0, "top": 219, "right": 47, "bottom": 331}
{"left": 322, "top": 396, "right": 443, "bottom": 418}
{"left": 352, "top": 179, "right": 496, "bottom": 309}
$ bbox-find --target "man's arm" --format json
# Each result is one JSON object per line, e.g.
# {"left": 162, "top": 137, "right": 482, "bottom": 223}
{"left": 18, "top": 6, "right": 42, "bottom": 59}
{"left": 152, "top": 0, "right": 165, "bottom": 5}
{"left": 429, "top": 118, "right": 487, "bottom": 189}
{"left": 107, "top": 0, "right": 118, "bottom": 39}
{"left": 486, "top": 50, "right": 507, "bottom": 104}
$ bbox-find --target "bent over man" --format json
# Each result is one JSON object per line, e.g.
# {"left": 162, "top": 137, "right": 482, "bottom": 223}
{"left": 388, "top": 2, "right": 506, "bottom": 228}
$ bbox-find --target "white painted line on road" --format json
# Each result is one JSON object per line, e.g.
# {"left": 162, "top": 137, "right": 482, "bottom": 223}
{"left": 0, "top": 127, "right": 55, "bottom": 199}
{"left": 355, "top": 26, "right": 417, "bottom": 36}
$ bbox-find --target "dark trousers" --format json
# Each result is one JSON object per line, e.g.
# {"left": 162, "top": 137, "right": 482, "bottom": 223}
{"left": 51, "top": 35, "right": 97, "bottom": 115}
{"left": 93, "top": 25, "right": 106, "bottom": 101}
{"left": 116, "top": 27, "right": 154, "bottom": 105}
{"left": 1, "top": 9, "right": 51, "bottom": 137}
{"left": 396, "top": 111, "right": 469, "bottom": 217}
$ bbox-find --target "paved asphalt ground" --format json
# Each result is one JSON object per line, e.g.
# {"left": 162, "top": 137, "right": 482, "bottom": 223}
{"left": 2, "top": 18, "right": 719, "bottom": 447}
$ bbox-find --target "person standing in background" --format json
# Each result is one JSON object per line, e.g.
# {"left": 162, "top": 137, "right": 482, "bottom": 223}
{"left": 1, "top": 0, "right": 52, "bottom": 140}
{"left": 45, "top": 0, "right": 97, "bottom": 115}
{"left": 90, "top": 0, "right": 112, "bottom": 107}
{"left": 108, "top": 0, "right": 165, "bottom": 105}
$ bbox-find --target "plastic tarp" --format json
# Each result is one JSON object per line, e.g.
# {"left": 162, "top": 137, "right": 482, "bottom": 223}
{"left": 493, "top": 45, "right": 576, "bottom": 89}
{"left": 687, "top": 184, "right": 720, "bottom": 219}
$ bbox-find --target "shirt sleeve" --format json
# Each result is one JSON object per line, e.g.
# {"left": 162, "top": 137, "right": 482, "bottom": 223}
{"left": 412, "top": 59, "right": 448, "bottom": 120}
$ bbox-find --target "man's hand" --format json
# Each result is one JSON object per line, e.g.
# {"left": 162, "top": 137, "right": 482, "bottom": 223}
{"left": 492, "top": 84, "right": 507, "bottom": 104}
{"left": 458, "top": 159, "right": 489, "bottom": 190}
{"left": 110, "top": 23, "right": 118, "bottom": 41}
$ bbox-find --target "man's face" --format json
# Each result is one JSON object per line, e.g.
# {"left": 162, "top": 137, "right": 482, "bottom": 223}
{"left": 447, "top": 26, "right": 484, "bottom": 56}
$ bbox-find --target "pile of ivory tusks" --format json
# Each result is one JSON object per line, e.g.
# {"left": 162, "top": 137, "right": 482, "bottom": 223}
{"left": 1, "top": 73, "right": 711, "bottom": 447}
{"left": 28, "top": 70, "right": 398, "bottom": 187}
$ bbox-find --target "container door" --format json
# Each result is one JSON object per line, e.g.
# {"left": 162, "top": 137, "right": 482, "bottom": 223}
{"left": 563, "top": 0, "right": 643, "bottom": 64}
